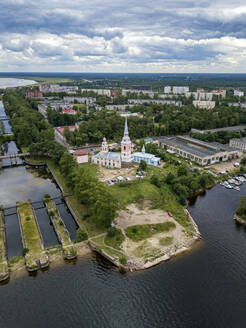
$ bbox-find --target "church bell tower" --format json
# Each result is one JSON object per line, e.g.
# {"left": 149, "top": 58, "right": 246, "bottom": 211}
{"left": 121, "top": 118, "right": 132, "bottom": 164}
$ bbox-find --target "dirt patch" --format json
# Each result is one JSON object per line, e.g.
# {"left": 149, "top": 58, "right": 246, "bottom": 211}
{"left": 115, "top": 202, "right": 171, "bottom": 229}
{"left": 210, "top": 159, "right": 240, "bottom": 173}
{"left": 98, "top": 166, "right": 137, "bottom": 182}
{"left": 114, "top": 203, "right": 200, "bottom": 270}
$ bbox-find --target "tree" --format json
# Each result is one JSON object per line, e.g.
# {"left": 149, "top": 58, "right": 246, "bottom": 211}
{"left": 139, "top": 160, "right": 147, "bottom": 171}
{"left": 59, "top": 152, "right": 77, "bottom": 177}
{"left": 241, "top": 157, "right": 246, "bottom": 166}
{"left": 150, "top": 175, "right": 160, "bottom": 188}
{"left": 165, "top": 172, "right": 175, "bottom": 184}
{"left": 178, "top": 165, "right": 188, "bottom": 176}
{"left": 0, "top": 121, "right": 5, "bottom": 135}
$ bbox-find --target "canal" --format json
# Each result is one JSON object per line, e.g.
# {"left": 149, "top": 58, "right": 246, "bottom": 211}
{"left": 0, "top": 99, "right": 78, "bottom": 257}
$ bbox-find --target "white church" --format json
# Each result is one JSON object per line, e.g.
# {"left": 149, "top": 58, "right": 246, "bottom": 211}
{"left": 91, "top": 118, "right": 133, "bottom": 168}
{"left": 91, "top": 118, "right": 161, "bottom": 168}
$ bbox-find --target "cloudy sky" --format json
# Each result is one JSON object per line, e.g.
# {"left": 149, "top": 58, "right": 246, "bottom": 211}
{"left": 1, "top": 0, "right": 246, "bottom": 73}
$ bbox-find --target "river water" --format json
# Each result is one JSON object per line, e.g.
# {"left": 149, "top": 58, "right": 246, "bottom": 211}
{"left": 0, "top": 77, "right": 36, "bottom": 89}
{"left": 0, "top": 80, "right": 246, "bottom": 327}
{"left": 0, "top": 183, "right": 245, "bottom": 327}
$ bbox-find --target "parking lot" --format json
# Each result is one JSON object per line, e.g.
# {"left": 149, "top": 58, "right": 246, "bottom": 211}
{"left": 98, "top": 166, "right": 146, "bottom": 185}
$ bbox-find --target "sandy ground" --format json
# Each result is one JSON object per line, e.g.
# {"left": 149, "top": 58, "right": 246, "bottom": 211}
{"left": 99, "top": 166, "right": 137, "bottom": 182}
{"left": 210, "top": 159, "right": 240, "bottom": 173}
{"left": 115, "top": 202, "right": 199, "bottom": 270}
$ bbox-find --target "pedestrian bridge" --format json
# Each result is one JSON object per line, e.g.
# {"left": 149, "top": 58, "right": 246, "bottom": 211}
{"left": 0, "top": 152, "right": 30, "bottom": 160}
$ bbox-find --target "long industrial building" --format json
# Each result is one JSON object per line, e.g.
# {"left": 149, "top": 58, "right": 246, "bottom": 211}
{"left": 159, "top": 136, "right": 242, "bottom": 166}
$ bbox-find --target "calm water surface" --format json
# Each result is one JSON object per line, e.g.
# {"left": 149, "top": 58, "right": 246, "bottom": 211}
{"left": 0, "top": 184, "right": 246, "bottom": 328}
{"left": 0, "top": 78, "right": 36, "bottom": 89}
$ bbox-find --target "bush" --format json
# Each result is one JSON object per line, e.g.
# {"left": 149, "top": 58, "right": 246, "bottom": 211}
{"left": 125, "top": 222, "right": 176, "bottom": 242}
{"left": 119, "top": 256, "right": 127, "bottom": 265}
{"left": 25, "top": 216, "right": 31, "bottom": 221}
{"left": 49, "top": 210, "right": 55, "bottom": 217}
{"left": 44, "top": 194, "right": 51, "bottom": 199}
{"left": 82, "top": 214, "right": 90, "bottom": 221}
{"left": 59, "top": 220, "right": 64, "bottom": 226}
{"left": 178, "top": 195, "right": 187, "bottom": 206}
{"left": 105, "top": 228, "right": 125, "bottom": 249}
{"left": 159, "top": 236, "right": 173, "bottom": 246}
{"left": 22, "top": 248, "right": 29, "bottom": 256}
{"left": 150, "top": 175, "right": 160, "bottom": 188}
{"left": 75, "top": 228, "right": 88, "bottom": 242}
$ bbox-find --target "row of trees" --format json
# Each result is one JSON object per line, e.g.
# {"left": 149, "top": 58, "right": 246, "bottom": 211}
{"left": 190, "top": 129, "right": 246, "bottom": 145}
{"left": 59, "top": 153, "right": 118, "bottom": 227}
{"left": 3, "top": 92, "right": 53, "bottom": 147}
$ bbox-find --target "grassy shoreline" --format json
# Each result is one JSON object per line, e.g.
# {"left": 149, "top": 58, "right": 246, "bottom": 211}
{"left": 0, "top": 208, "right": 9, "bottom": 281}
{"left": 44, "top": 196, "right": 77, "bottom": 259}
{"left": 17, "top": 201, "right": 49, "bottom": 271}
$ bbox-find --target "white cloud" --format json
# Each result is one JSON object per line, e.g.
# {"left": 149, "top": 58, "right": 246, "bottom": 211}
{"left": 0, "top": 0, "right": 246, "bottom": 72}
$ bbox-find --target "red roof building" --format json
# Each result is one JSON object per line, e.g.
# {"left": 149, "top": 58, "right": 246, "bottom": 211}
{"left": 62, "top": 108, "right": 76, "bottom": 115}
{"left": 73, "top": 149, "right": 88, "bottom": 163}
{"left": 57, "top": 126, "right": 76, "bottom": 134}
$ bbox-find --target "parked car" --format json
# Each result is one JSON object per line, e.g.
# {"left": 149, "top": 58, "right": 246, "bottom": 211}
{"left": 168, "top": 212, "right": 173, "bottom": 217}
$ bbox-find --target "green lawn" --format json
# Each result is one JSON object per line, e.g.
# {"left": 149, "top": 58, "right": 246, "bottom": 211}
{"left": 104, "top": 229, "right": 125, "bottom": 250}
{"left": 111, "top": 180, "right": 162, "bottom": 208}
{"left": 45, "top": 198, "right": 71, "bottom": 246}
{"left": 125, "top": 222, "right": 176, "bottom": 242}
{"left": 159, "top": 236, "right": 174, "bottom": 246}
{"left": 18, "top": 202, "right": 43, "bottom": 255}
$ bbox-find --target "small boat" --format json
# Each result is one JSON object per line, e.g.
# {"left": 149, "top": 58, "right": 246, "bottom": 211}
{"left": 233, "top": 186, "right": 240, "bottom": 191}
{"left": 228, "top": 179, "right": 235, "bottom": 184}
{"left": 235, "top": 181, "right": 242, "bottom": 186}
{"left": 225, "top": 184, "right": 233, "bottom": 189}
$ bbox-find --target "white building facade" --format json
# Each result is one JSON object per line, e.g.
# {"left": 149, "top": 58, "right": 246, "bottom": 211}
{"left": 91, "top": 118, "right": 133, "bottom": 168}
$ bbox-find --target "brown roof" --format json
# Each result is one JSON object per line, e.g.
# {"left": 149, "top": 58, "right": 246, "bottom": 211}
{"left": 74, "top": 150, "right": 88, "bottom": 156}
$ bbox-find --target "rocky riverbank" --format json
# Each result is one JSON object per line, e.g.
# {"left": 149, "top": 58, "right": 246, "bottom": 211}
{"left": 234, "top": 214, "right": 246, "bottom": 226}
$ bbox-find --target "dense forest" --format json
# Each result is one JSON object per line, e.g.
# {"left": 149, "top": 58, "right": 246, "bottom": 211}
{"left": 56, "top": 103, "right": 246, "bottom": 146}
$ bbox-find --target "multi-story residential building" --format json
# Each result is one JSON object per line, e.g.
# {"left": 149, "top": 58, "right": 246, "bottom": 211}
{"left": 185, "top": 92, "right": 213, "bottom": 101}
{"left": 128, "top": 99, "right": 182, "bottom": 106}
{"left": 105, "top": 104, "right": 135, "bottom": 111}
{"left": 39, "top": 84, "right": 78, "bottom": 94}
{"left": 193, "top": 100, "right": 216, "bottom": 109}
{"left": 164, "top": 86, "right": 172, "bottom": 94}
{"left": 110, "top": 89, "right": 121, "bottom": 97}
{"left": 229, "top": 137, "right": 246, "bottom": 152}
{"left": 211, "top": 89, "right": 226, "bottom": 98}
{"left": 63, "top": 96, "right": 96, "bottom": 104}
{"left": 234, "top": 90, "right": 244, "bottom": 97}
{"left": 81, "top": 89, "right": 111, "bottom": 97}
{"left": 159, "top": 136, "right": 241, "bottom": 166}
{"left": 26, "top": 90, "right": 43, "bottom": 98}
{"left": 121, "top": 89, "right": 156, "bottom": 97}
{"left": 172, "top": 86, "right": 189, "bottom": 94}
